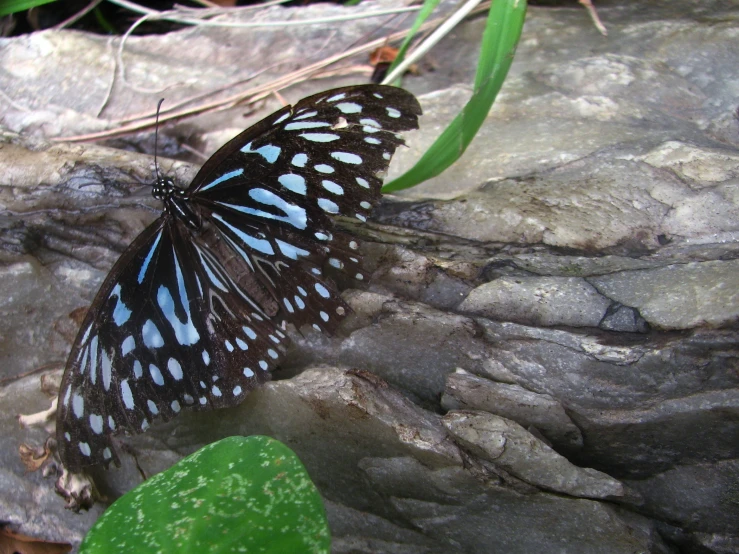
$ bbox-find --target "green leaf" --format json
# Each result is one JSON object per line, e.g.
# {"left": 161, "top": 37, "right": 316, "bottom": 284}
{"left": 0, "top": 0, "right": 56, "bottom": 16}
{"left": 385, "top": 0, "right": 442, "bottom": 86}
{"left": 384, "top": 0, "right": 528, "bottom": 192}
{"left": 79, "top": 436, "right": 330, "bottom": 554}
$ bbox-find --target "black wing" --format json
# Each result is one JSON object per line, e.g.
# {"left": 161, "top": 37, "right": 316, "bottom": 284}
{"left": 186, "top": 85, "right": 421, "bottom": 332}
{"left": 56, "top": 85, "right": 421, "bottom": 471}
{"left": 56, "top": 216, "right": 286, "bottom": 470}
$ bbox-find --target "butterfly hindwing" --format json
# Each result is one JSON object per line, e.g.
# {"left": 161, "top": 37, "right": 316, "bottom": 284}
{"left": 56, "top": 217, "right": 285, "bottom": 469}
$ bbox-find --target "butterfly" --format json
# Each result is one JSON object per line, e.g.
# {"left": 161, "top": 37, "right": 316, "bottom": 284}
{"left": 55, "top": 85, "right": 421, "bottom": 471}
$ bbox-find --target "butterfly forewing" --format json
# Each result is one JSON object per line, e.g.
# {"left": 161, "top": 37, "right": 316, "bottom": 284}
{"left": 56, "top": 85, "right": 420, "bottom": 470}
{"left": 187, "top": 85, "right": 421, "bottom": 331}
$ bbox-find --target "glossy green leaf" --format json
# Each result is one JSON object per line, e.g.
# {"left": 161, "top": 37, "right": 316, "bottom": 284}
{"left": 384, "top": 0, "right": 527, "bottom": 192}
{"left": 80, "top": 436, "right": 330, "bottom": 554}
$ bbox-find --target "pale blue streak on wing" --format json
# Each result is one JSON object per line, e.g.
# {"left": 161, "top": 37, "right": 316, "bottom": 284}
{"left": 219, "top": 232, "right": 256, "bottom": 273}
{"left": 241, "top": 142, "right": 281, "bottom": 163}
{"left": 154, "top": 249, "right": 201, "bottom": 346}
{"left": 142, "top": 319, "right": 164, "bottom": 348}
{"left": 195, "top": 247, "right": 229, "bottom": 292}
{"left": 278, "top": 173, "right": 307, "bottom": 195}
{"left": 213, "top": 213, "right": 275, "bottom": 255}
{"left": 285, "top": 121, "right": 330, "bottom": 131}
{"left": 110, "top": 283, "right": 132, "bottom": 326}
{"left": 300, "top": 133, "right": 340, "bottom": 143}
{"left": 137, "top": 230, "right": 163, "bottom": 284}
{"left": 294, "top": 110, "right": 318, "bottom": 120}
{"left": 199, "top": 168, "right": 245, "bottom": 192}
{"left": 215, "top": 189, "right": 307, "bottom": 230}
{"left": 275, "top": 238, "right": 310, "bottom": 260}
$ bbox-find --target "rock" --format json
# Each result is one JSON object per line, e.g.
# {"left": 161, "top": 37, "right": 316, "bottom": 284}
{"left": 626, "top": 459, "right": 739, "bottom": 537}
{"left": 590, "top": 260, "right": 739, "bottom": 330}
{"left": 442, "top": 410, "right": 625, "bottom": 500}
{"left": 458, "top": 276, "right": 612, "bottom": 328}
{"left": 441, "top": 370, "right": 584, "bottom": 449}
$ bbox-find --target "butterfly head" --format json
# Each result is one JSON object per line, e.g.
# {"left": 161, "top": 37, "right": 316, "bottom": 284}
{"left": 152, "top": 176, "right": 201, "bottom": 230}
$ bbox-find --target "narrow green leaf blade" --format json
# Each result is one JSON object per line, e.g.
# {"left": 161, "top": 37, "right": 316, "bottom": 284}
{"left": 384, "top": 0, "right": 527, "bottom": 193}
{"left": 0, "top": 0, "right": 56, "bottom": 16}
{"left": 79, "top": 436, "right": 330, "bottom": 554}
{"left": 385, "top": 0, "right": 442, "bottom": 85}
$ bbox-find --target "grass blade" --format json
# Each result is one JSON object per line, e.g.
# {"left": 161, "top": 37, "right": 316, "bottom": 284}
{"left": 384, "top": 0, "right": 527, "bottom": 193}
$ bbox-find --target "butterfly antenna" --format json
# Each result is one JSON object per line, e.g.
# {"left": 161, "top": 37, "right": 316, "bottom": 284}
{"left": 154, "top": 98, "right": 165, "bottom": 182}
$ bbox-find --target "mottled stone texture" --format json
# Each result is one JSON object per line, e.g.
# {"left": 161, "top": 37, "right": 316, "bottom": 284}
{"left": 1, "top": 0, "right": 737, "bottom": 553}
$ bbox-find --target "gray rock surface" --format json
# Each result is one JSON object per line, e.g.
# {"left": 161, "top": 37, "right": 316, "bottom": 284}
{"left": 1, "top": 0, "right": 738, "bottom": 553}
{"left": 442, "top": 410, "right": 625, "bottom": 499}
{"left": 441, "top": 371, "right": 584, "bottom": 448}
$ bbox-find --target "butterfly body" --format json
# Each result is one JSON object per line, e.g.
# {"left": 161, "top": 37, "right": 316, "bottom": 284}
{"left": 55, "top": 85, "right": 421, "bottom": 471}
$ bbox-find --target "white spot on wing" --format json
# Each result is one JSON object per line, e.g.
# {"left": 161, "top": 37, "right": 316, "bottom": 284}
{"left": 142, "top": 319, "right": 164, "bottom": 348}
{"left": 72, "top": 394, "right": 84, "bottom": 419}
{"left": 134, "top": 360, "right": 143, "bottom": 378}
{"left": 318, "top": 198, "right": 339, "bottom": 214}
{"left": 121, "top": 379, "right": 134, "bottom": 409}
{"left": 331, "top": 152, "right": 362, "bottom": 165}
{"left": 149, "top": 364, "right": 165, "bottom": 385}
{"left": 278, "top": 173, "right": 307, "bottom": 195}
{"left": 90, "top": 413, "right": 103, "bottom": 434}
{"left": 300, "top": 133, "right": 340, "bottom": 142}
{"left": 168, "top": 358, "right": 183, "bottom": 380}
{"left": 121, "top": 335, "right": 135, "bottom": 356}
{"left": 291, "top": 153, "right": 308, "bottom": 167}
{"left": 322, "top": 180, "right": 344, "bottom": 195}
{"left": 102, "top": 349, "right": 113, "bottom": 391}
{"left": 336, "top": 102, "right": 362, "bottom": 114}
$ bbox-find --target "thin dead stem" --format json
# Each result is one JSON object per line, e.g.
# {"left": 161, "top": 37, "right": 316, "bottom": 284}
{"left": 55, "top": 2, "right": 490, "bottom": 143}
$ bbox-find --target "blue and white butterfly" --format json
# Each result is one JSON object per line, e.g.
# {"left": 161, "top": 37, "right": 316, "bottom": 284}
{"left": 56, "top": 85, "right": 421, "bottom": 471}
